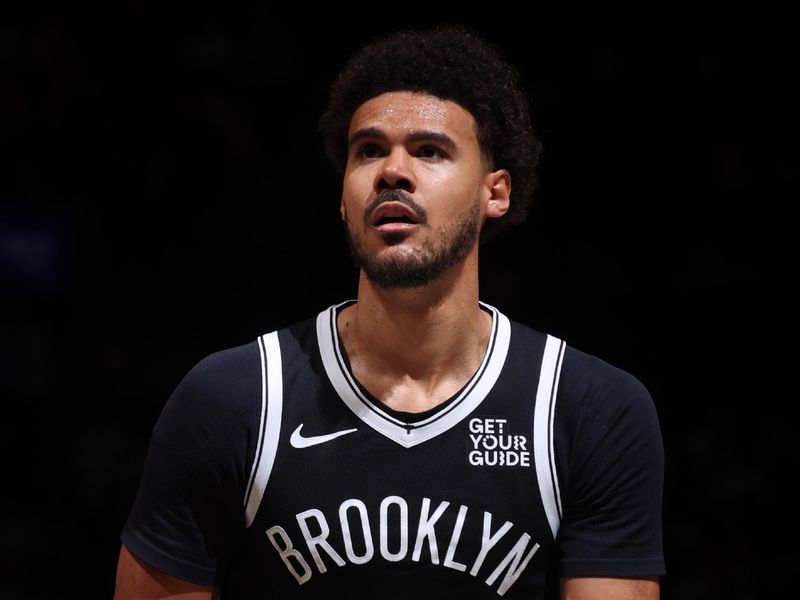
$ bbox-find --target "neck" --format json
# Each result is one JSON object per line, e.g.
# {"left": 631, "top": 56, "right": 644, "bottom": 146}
{"left": 337, "top": 257, "right": 492, "bottom": 411}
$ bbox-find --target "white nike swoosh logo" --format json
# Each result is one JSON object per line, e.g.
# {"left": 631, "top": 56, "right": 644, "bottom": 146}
{"left": 289, "top": 424, "right": 358, "bottom": 448}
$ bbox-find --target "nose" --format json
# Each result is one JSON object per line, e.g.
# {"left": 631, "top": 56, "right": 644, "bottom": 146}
{"left": 375, "top": 147, "right": 416, "bottom": 193}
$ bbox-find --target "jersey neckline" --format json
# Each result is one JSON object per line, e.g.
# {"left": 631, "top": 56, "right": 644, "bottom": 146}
{"left": 316, "top": 300, "right": 512, "bottom": 448}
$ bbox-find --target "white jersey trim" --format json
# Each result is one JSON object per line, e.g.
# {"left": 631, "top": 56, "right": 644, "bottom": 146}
{"left": 533, "top": 334, "right": 566, "bottom": 538}
{"left": 316, "top": 301, "right": 511, "bottom": 448}
{"left": 244, "top": 331, "right": 283, "bottom": 528}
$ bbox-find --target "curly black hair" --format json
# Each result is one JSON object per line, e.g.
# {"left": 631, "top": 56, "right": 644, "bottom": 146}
{"left": 319, "top": 24, "right": 542, "bottom": 242}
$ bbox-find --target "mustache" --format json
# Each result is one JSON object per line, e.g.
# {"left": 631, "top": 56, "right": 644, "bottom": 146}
{"left": 364, "top": 189, "right": 428, "bottom": 225}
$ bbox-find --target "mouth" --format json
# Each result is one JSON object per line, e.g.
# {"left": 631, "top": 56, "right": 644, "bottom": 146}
{"left": 371, "top": 202, "right": 421, "bottom": 232}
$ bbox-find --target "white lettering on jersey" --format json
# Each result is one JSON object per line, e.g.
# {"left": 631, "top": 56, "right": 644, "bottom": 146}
{"left": 295, "top": 508, "right": 346, "bottom": 572}
{"left": 468, "top": 418, "right": 530, "bottom": 467}
{"left": 487, "top": 533, "right": 540, "bottom": 596}
{"left": 443, "top": 504, "right": 469, "bottom": 572}
{"left": 379, "top": 495, "right": 408, "bottom": 561}
{"left": 339, "top": 499, "right": 374, "bottom": 564}
{"left": 265, "top": 525, "right": 312, "bottom": 584}
{"left": 270, "top": 495, "right": 541, "bottom": 596}
{"left": 412, "top": 497, "right": 450, "bottom": 564}
{"left": 470, "top": 512, "right": 513, "bottom": 576}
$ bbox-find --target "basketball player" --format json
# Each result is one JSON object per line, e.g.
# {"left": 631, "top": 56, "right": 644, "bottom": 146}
{"left": 114, "top": 25, "right": 665, "bottom": 599}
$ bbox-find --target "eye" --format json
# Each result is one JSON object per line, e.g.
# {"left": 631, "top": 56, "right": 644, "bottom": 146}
{"left": 357, "top": 143, "right": 382, "bottom": 159}
{"left": 416, "top": 145, "right": 445, "bottom": 160}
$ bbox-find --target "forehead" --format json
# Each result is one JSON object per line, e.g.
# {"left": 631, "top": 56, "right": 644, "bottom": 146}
{"left": 348, "top": 91, "right": 478, "bottom": 142}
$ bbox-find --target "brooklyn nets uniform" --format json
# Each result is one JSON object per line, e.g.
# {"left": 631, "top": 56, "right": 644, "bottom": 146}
{"left": 121, "top": 301, "right": 665, "bottom": 598}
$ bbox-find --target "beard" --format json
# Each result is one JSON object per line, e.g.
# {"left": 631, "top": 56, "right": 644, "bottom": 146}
{"left": 344, "top": 195, "right": 482, "bottom": 290}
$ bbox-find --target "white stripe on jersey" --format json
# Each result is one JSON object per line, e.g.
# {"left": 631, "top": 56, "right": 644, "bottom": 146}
{"left": 244, "top": 331, "right": 283, "bottom": 528}
{"left": 533, "top": 334, "right": 566, "bottom": 538}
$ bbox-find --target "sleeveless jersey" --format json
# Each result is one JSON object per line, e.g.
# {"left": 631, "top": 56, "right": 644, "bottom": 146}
{"left": 121, "top": 301, "right": 665, "bottom": 599}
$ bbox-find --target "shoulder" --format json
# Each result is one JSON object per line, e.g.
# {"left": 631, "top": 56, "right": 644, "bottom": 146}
{"left": 553, "top": 341, "right": 663, "bottom": 492}
{"left": 505, "top": 317, "right": 646, "bottom": 392}
{"left": 173, "top": 340, "right": 262, "bottom": 408}
{"left": 506, "top": 315, "right": 660, "bottom": 445}
{"left": 151, "top": 340, "right": 264, "bottom": 447}
{"left": 168, "top": 309, "right": 323, "bottom": 413}
{"left": 509, "top": 317, "right": 656, "bottom": 418}
{"left": 557, "top": 344, "right": 660, "bottom": 447}
{"left": 559, "top": 343, "right": 654, "bottom": 413}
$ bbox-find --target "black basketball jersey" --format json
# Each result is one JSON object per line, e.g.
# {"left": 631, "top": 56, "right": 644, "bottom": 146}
{"left": 121, "top": 301, "right": 665, "bottom": 599}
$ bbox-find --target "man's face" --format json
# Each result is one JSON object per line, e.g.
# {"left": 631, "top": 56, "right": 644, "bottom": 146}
{"left": 340, "top": 91, "right": 494, "bottom": 289}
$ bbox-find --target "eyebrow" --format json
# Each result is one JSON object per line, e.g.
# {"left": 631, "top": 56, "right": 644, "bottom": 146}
{"left": 348, "top": 127, "right": 458, "bottom": 152}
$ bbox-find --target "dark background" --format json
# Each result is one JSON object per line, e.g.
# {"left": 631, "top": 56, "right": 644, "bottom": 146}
{"left": 1, "top": 3, "right": 794, "bottom": 599}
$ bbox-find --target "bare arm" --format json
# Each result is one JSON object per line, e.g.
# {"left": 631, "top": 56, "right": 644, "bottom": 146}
{"left": 562, "top": 577, "right": 659, "bottom": 600}
{"left": 114, "top": 545, "right": 218, "bottom": 600}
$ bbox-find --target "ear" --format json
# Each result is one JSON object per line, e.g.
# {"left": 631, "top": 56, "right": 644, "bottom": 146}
{"left": 484, "top": 169, "right": 510, "bottom": 219}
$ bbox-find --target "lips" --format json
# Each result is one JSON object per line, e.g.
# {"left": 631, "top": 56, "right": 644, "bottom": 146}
{"left": 371, "top": 201, "right": 420, "bottom": 229}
